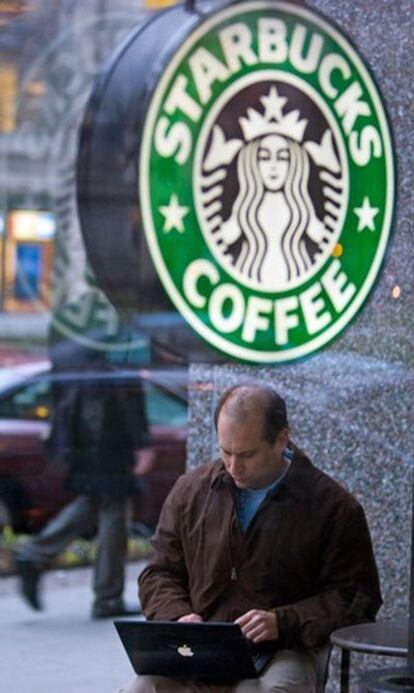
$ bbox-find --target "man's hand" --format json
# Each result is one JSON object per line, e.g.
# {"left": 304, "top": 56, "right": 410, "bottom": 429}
{"left": 133, "top": 448, "right": 155, "bottom": 475}
{"left": 178, "top": 613, "right": 203, "bottom": 623}
{"left": 235, "top": 610, "right": 278, "bottom": 643}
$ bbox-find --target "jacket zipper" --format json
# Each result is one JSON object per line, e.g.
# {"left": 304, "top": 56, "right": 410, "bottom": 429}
{"left": 229, "top": 493, "right": 274, "bottom": 583}
{"left": 227, "top": 489, "right": 238, "bottom": 582}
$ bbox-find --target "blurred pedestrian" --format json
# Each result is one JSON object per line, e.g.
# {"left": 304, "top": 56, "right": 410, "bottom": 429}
{"left": 14, "top": 354, "right": 153, "bottom": 619}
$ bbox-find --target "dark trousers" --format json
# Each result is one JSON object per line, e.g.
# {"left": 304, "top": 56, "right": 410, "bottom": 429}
{"left": 17, "top": 494, "right": 128, "bottom": 608}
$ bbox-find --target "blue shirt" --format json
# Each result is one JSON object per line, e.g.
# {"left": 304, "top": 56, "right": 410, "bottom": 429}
{"left": 235, "top": 455, "right": 291, "bottom": 532}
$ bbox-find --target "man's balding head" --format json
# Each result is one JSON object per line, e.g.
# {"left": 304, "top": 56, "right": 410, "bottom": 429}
{"left": 214, "top": 384, "right": 288, "bottom": 445}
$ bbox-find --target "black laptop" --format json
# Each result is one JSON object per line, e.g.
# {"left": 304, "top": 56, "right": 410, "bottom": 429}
{"left": 114, "top": 620, "right": 276, "bottom": 681}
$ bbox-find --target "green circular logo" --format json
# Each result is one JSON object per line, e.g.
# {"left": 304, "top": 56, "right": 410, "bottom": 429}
{"left": 140, "top": 0, "right": 395, "bottom": 363}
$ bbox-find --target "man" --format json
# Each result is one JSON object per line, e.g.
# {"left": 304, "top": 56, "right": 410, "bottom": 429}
{"left": 120, "top": 384, "right": 381, "bottom": 692}
{"left": 14, "top": 359, "right": 153, "bottom": 619}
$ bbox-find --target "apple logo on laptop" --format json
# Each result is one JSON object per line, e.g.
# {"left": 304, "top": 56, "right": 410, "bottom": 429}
{"left": 177, "top": 644, "right": 194, "bottom": 657}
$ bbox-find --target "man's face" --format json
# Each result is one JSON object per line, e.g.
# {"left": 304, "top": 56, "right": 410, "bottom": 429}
{"left": 217, "top": 411, "right": 288, "bottom": 490}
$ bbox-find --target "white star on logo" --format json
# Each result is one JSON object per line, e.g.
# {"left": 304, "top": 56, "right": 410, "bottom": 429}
{"left": 261, "top": 86, "right": 287, "bottom": 122}
{"left": 353, "top": 196, "right": 380, "bottom": 232}
{"left": 158, "top": 194, "right": 189, "bottom": 233}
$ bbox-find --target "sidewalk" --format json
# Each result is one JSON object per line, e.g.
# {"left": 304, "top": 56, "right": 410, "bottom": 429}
{"left": 1, "top": 560, "right": 146, "bottom": 693}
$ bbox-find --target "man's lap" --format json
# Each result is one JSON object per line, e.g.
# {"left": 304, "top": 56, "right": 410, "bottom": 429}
{"left": 117, "top": 648, "right": 321, "bottom": 692}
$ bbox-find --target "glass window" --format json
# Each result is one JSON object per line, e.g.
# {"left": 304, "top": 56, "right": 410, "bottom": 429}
{"left": 144, "top": 382, "right": 187, "bottom": 428}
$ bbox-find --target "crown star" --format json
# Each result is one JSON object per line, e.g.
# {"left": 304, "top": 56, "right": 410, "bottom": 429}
{"left": 239, "top": 86, "right": 308, "bottom": 143}
{"left": 261, "top": 87, "right": 287, "bottom": 122}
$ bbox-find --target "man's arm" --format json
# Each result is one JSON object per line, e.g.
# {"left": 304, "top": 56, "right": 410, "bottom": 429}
{"left": 235, "top": 499, "right": 381, "bottom": 647}
{"left": 269, "top": 500, "right": 382, "bottom": 649}
{"left": 121, "top": 381, "right": 156, "bottom": 476}
{"left": 138, "top": 476, "right": 194, "bottom": 621}
{"left": 122, "top": 380, "right": 152, "bottom": 452}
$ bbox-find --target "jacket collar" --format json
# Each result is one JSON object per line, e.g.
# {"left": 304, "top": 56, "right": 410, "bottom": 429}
{"left": 211, "top": 443, "right": 315, "bottom": 502}
{"left": 276, "top": 445, "right": 315, "bottom": 502}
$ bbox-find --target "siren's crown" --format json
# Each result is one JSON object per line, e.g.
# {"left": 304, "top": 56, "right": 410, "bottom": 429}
{"left": 239, "top": 86, "right": 308, "bottom": 142}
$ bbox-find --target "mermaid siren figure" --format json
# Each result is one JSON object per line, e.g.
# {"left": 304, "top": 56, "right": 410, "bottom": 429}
{"left": 199, "top": 86, "right": 344, "bottom": 291}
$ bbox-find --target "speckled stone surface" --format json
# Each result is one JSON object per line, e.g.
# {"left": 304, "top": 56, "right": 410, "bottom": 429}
{"left": 187, "top": 2, "right": 413, "bottom": 690}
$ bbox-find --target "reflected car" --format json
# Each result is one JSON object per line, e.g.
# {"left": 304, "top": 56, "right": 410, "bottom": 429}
{"left": 0, "top": 362, "right": 187, "bottom": 535}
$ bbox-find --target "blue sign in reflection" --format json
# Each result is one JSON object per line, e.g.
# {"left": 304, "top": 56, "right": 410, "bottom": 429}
{"left": 14, "top": 244, "right": 41, "bottom": 299}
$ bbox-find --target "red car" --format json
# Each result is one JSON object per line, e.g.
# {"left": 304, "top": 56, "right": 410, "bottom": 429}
{"left": 0, "top": 362, "right": 187, "bottom": 535}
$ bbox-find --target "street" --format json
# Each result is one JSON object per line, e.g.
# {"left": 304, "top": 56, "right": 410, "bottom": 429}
{"left": 0, "top": 561, "right": 146, "bottom": 693}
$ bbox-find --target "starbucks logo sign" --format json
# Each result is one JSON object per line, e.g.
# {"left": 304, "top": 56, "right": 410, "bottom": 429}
{"left": 140, "top": 0, "right": 395, "bottom": 363}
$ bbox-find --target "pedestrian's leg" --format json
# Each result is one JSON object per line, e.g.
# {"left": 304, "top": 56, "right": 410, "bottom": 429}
{"left": 16, "top": 495, "right": 97, "bottom": 568}
{"left": 14, "top": 495, "right": 97, "bottom": 609}
{"left": 92, "top": 496, "right": 128, "bottom": 613}
{"left": 234, "top": 648, "right": 320, "bottom": 692}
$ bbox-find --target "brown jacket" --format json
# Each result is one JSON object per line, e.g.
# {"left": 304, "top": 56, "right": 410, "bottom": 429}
{"left": 139, "top": 447, "right": 382, "bottom": 649}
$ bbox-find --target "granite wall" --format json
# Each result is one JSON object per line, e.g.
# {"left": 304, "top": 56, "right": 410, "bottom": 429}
{"left": 187, "top": 1, "right": 413, "bottom": 689}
